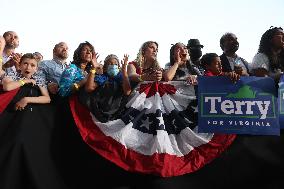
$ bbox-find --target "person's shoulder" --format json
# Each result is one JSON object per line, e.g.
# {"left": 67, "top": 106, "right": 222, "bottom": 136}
{"left": 6, "top": 69, "right": 19, "bottom": 76}
{"left": 39, "top": 59, "right": 56, "bottom": 67}
{"left": 250, "top": 53, "right": 270, "bottom": 71}
{"left": 252, "top": 53, "right": 269, "bottom": 63}
{"left": 66, "top": 63, "right": 76, "bottom": 69}
{"left": 219, "top": 53, "right": 226, "bottom": 58}
{"left": 40, "top": 59, "right": 54, "bottom": 64}
{"left": 33, "top": 72, "right": 47, "bottom": 87}
{"left": 165, "top": 62, "right": 171, "bottom": 66}
{"left": 253, "top": 52, "right": 268, "bottom": 59}
{"left": 128, "top": 61, "right": 139, "bottom": 71}
{"left": 238, "top": 55, "right": 249, "bottom": 64}
{"left": 128, "top": 61, "right": 136, "bottom": 66}
{"left": 219, "top": 53, "right": 228, "bottom": 61}
{"left": 164, "top": 62, "right": 171, "bottom": 69}
{"left": 3, "top": 70, "right": 20, "bottom": 81}
{"left": 63, "top": 64, "right": 78, "bottom": 73}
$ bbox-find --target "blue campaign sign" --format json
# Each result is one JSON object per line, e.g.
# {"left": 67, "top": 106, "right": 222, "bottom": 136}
{"left": 278, "top": 75, "right": 284, "bottom": 129}
{"left": 197, "top": 76, "right": 279, "bottom": 135}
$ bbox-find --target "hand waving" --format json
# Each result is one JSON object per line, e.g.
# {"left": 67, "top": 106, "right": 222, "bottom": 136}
{"left": 121, "top": 54, "right": 129, "bottom": 74}
{"left": 91, "top": 51, "right": 101, "bottom": 68}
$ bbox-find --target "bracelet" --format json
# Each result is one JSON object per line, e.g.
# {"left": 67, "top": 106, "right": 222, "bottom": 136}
{"left": 73, "top": 83, "right": 80, "bottom": 90}
{"left": 90, "top": 69, "right": 96, "bottom": 74}
{"left": 0, "top": 57, "right": 3, "bottom": 64}
{"left": 19, "top": 80, "right": 25, "bottom": 86}
{"left": 138, "top": 75, "right": 143, "bottom": 82}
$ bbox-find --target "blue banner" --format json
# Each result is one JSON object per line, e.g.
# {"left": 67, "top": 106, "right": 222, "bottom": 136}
{"left": 198, "top": 76, "right": 279, "bottom": 135}
{"left": 278, "top": 75, "right": 284, "bottom": 129}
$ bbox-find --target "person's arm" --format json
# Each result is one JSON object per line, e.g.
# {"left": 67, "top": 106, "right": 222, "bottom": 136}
{"left": 234, "top": 66, "right": 249, "bottom": 76}
{"left": 163, "top": 49, "right": 185, "bottom": 81}
{"left": 127, "top": 63, "right": 141, "bottom": 82}
{"left": 3, "top": 53, "right": 22, "bottom": 69}
{"left": 233, "top": 58, "right": 249, "bottom": 76}
{"left": 151, "top": 69, "right": 163, "bottom": 81}
{"left": 2, "top": 77, "right": 36, "bottom": 91}
{"left": 85, "top": 52, "right": 101, "bottom": 93}
{"left": 0, "top": 69, "right": 4, "bottom": 77}
{"left": 163, "top": 62, "right": 179, "bottom": 81}
{"left": 15, "top": 86, "right": 51, "bottom": 110}
{"left": 85, "top": 69, "right": 99, "bottom": 93}
{"left": 0, "top": 36, "right": 5, "bottom": 56}
{"left": 0, "top": 47, "right": 4, "bottom": 76}
{"left": 186, "top": 75, "right": 198, "bottom": 85}
{"left": 127, "top": 63, "right": 163, "bottom": 82}
{"left": 121, "top": 54, "right": 131, "bottom": 95}
{"left": 251, "top": 68, "right": 269, "bottom": 77}
{"left": 0, "top": 36, "right": 5, "bottom": 72}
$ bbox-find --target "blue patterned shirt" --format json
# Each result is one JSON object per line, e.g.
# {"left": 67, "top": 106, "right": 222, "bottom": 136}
{"left": 38, "top": 59, "right": 67, "bottom": 84}
{"left": 58, "top": 64, "right": 85, "bottom": 97}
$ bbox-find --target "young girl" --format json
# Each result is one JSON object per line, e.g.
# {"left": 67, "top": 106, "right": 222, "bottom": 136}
{"left": 0, "top": 53, "right": 67, "bottom": 189}
{"left": 201, "top": 53, "right": 240, "bottom": 82}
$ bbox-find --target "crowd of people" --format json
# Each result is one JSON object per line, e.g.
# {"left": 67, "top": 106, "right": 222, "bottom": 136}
{"left": 0, "top": 26, "right": 284, "bottom": 189}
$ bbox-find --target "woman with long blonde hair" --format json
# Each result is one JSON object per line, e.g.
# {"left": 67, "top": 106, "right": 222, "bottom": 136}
{"left": 127, "top": 41, "right": 163, "bottom": 83}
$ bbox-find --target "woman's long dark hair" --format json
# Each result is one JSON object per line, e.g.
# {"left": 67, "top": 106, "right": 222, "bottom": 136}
{"left": 258, "top": 27, "right": 284, "bottom": 71}
{"left": 169, "top": 43, "right": 200, "bottom": 78}
{"left": 72, "top": 41, "right": 94, "bottom": 72}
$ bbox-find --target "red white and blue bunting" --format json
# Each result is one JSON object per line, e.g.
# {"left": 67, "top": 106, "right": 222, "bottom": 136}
{"left": 70, "top": 81, "right": 235, "bottom": 177}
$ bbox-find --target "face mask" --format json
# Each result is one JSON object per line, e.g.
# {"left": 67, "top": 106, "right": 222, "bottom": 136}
{"left": 107, "top": 64, "right": 119, "bottom": 77}
{"left": 190, "top": 48, "right": 202, "bottom": 61}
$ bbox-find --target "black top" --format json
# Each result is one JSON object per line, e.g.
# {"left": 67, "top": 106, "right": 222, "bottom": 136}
{"left": 220, "top": 53, "right": 250, "bottom": 74}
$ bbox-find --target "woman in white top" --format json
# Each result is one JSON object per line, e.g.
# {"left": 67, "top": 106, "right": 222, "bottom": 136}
{"left": 250, "top": 26, "right": 284, "bottom": 82}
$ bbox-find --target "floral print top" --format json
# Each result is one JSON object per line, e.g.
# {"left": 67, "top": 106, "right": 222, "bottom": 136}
{"left": 58, "top": 64, "right": 86, "bottom": 97}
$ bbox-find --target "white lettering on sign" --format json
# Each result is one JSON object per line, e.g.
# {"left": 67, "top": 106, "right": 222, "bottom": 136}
{"left": 204, "top": 97, "right": 270, "bottom": 119}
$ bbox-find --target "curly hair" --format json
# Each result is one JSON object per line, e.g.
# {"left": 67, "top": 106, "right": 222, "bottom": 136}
{"left": 72, "top": 41, "right": 94, "bottom": 72}
{"left": 134, "top": 41, "right": 160, "bottom": 72}
{"left": 258, "top": 27, "right": 283, "bottom": 53}
{"left": 258, "top": 27, "right": 284, "bottom": 71}
{"left": 219, "top": 32, "right": 235, "bottom": 51}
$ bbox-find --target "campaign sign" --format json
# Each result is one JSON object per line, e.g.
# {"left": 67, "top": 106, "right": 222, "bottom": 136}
{"left": 198, "top": 76, "right": 279, "bottom": 135}
{"left": 278, "top": 75, "right": 284, "bottom": 129}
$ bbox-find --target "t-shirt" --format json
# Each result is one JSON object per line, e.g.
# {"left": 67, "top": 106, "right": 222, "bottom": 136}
{"left": 250, "top": 53, "right": 270, "bottom": 72}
